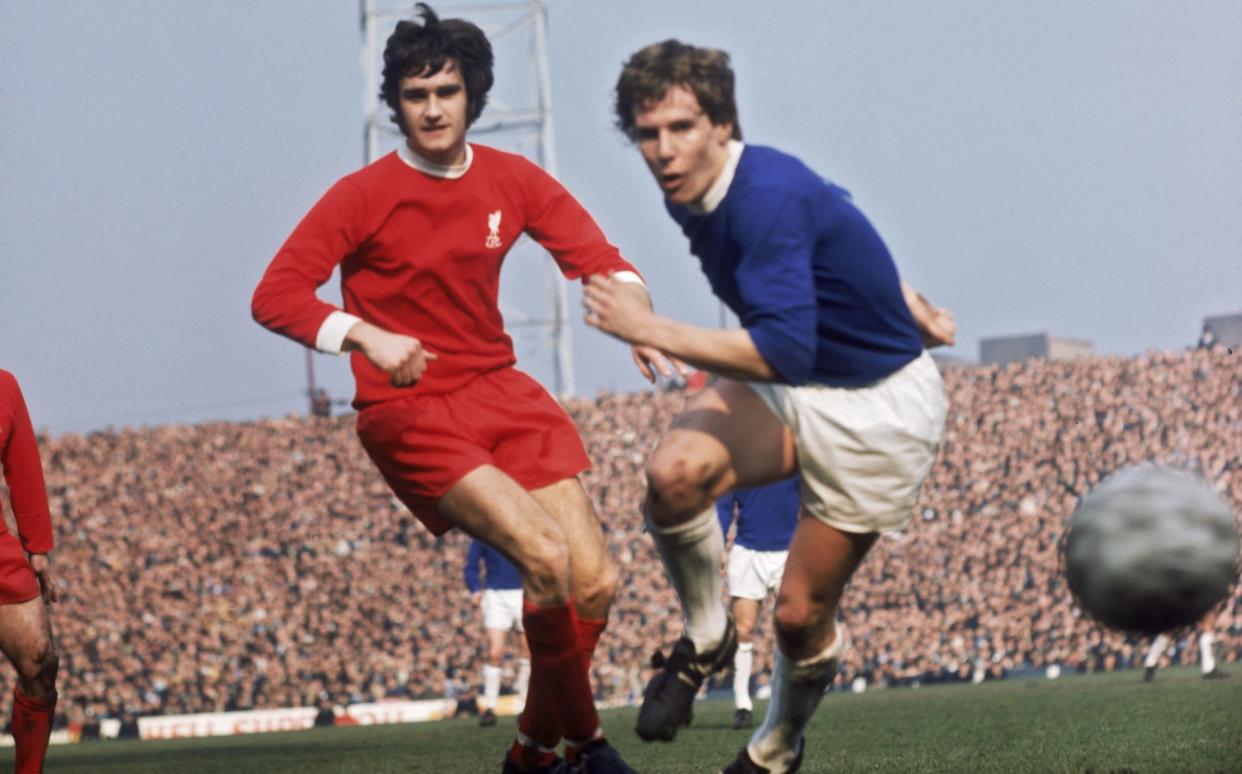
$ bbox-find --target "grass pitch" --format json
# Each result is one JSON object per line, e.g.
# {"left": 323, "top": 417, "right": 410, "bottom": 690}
{"left": 34, "top": 667, "right": 1241, "bottom": 773}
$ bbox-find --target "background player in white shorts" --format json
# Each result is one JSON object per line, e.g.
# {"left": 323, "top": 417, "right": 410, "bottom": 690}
{"left": 588, "top": 40, "right": 954, "bottom": 773}
{"left": 718, "top": 476, "right": 800, "bottom": 730}
{"left": 1142, "top": 608, "right": 1230, "bottom": 682}
{"left": 465, "top": 539, "right": 531, "bottom": 727}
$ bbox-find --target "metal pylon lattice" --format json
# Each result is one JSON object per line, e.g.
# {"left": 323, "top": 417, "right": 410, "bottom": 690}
{"left": 359, "top": 0, "right": 575, "bottom": 397}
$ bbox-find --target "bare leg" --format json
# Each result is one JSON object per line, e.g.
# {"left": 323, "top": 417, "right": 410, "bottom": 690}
{"left": 438, "top": 466, "right": 570, "bottom": 607}
{"left": 438, "top": 467, "right": 597, "bottom": 755}
{"left": 529, "top": 478, "right": 618, "bottom": 621}
{"left": 0, "top": 597, "right": 58, "bottom": 774}
{"left": 747, "top": 515, "right": 876, "bottom": 771}
{"left": 0, "top": 598, "right": 58, "bottom": 702}
{"left": 645, "top": 381, "right": 795, "bottom": 650}
{"left": 773, "top": 517, "right": 876, "bottom": 659}
{"left": 645, "top": 381, "right": 796, "bottom": 529}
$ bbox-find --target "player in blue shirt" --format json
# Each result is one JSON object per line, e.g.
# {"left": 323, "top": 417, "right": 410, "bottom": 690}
{"left": 587, "top": 41, "right": 953, "bottom": 773}
{"left": 464, "top": 539, "right": 530, "bottom": 727}
{"left": 718, "top": 476, "right": 800, "bottom": 730}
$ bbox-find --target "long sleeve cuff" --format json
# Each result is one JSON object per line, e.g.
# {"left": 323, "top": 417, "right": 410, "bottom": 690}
{"left": 612, "top": 270, "right": 646, "bottom": 287}
{"left": 315, "top": 311, "right": 364, "bottom": 355}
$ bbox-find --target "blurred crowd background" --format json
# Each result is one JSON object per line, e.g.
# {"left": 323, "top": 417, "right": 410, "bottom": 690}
{"left": 4, "top": 346, "right": 1239, "bottom": 729}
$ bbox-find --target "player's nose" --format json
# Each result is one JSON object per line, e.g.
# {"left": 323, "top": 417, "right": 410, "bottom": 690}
{"left": 655, "top": 130, "right": 675, "bottom": 161}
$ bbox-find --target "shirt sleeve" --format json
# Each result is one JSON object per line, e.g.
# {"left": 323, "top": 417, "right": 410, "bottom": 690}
{"left": 516, "top": 158, "right": 645, "bottom": 284}
{"left": 731, "top": 190, "right": 818, "bottom": 385}
{"left": 251, "top": 177, "right": 369, "bottom": 354}
{"left": 464, "top": 541, "right": 482, "bottom": 593}
{"left": 1, "top": 375, "right": 53, "bottom": 553}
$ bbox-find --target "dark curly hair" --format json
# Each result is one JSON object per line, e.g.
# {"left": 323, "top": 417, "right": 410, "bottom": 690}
{"left": 614, "top": 39, "right": 742, "bottom": 142}
{"left": 380, "top": 3, "right": 495, "bottom": 134}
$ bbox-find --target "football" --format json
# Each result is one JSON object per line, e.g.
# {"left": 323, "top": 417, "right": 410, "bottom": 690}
{"left": 1063, "top": 464, "right": 1240, "bottom": 635}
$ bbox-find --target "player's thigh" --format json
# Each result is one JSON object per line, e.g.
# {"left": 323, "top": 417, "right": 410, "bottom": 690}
{"left": 775, "top": 512, "right": 876, "bottom": 651}
{"left": 0, "top": 597, "right": 54, "bottom": 672}
{"left": 438, "top": 465, "right": 568, "bottom": 577}
{"left": 653, "top": 379, "right": 797, "bottom": 493}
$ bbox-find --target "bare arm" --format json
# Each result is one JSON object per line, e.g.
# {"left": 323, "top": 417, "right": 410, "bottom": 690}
{"left": 343, "top": 320, "right": 438, "bottom": 388}
{"left": 607, "top": 279, "right": 687, "bottom": 383}
{"left": 584, "top": 275, "right": 776, "bottom": 381}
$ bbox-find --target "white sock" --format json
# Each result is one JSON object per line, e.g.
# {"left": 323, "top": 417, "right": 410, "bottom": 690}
{"left": 515, "top": 657, "right": 531, "bottom": 704}
{"left": 748, "top": 624, "right": 847, "bottom": 772}
{"left": 1200, "top": 633, "right": 1217, "bottom": 674}
{"left": 482, "top": 663, "right": 502, "bottom": 710}
{"left": 1144, "top": 634, "right": 1170, "bottom": 668}
{"left": 647, "top": 507, "right": 727, "bottom": 652}
{"left": 734, "top": 642, "right": 755, "bottom": 711}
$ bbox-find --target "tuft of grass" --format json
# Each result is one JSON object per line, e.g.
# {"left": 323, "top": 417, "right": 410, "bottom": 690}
{"left": 36, "top": 667, "right": 1241, "bottom": 773}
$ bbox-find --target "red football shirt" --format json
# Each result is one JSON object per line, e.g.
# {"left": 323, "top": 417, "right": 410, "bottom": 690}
{"left": 0, "top": 370, "right": 53, "bottom": 553}
{"left": 252, "top": 143, "right": 640, "bottom": 408}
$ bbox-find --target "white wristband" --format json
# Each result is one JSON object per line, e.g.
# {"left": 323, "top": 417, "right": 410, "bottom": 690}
{"left": 315, "top": 311, "right": 364, "bottom": 355}
{"left": 612, "top": 270, "right": 646, "bottom": 287}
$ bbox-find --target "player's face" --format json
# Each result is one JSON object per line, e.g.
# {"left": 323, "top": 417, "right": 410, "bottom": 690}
{"left": 399, "top": 61, "right": 469, "bottom": 166}
{"left": 632, "top": 85, "right": 733, "bottom": 206}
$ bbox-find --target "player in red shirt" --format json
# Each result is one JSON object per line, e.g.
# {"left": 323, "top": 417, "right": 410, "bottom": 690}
{"left": 0, "top": 371, "right": 60, "bottom": 774}
{"left": 252, "top": 6, "right": 658, "bottom": 773}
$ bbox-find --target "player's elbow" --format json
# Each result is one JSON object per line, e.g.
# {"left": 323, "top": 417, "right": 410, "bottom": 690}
{"left": 746, "top": 323, "right": 814, "bottom": 386}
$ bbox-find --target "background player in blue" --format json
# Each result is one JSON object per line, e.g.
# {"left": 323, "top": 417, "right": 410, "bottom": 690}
{"left": 587, "top": 40, "right": 953, "bottom": 773}
{"left": 464, "top": 539, "right": 530, "bottom": 727}
{"left": 717, "top": 476, "right": 799, "bottom": 731}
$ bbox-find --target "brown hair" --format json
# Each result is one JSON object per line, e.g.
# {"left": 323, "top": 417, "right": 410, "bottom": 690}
{"left": 614, "top": 39, "right": 742, "bottom": 142}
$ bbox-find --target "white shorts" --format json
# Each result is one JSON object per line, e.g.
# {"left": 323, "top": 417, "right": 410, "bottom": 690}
{"left": 481, "top": 589, "right": 524, "bottom": 632}
{"left": 747, "top": 351, "right": 947, "bottom": 534}
{"left": 727, "top": 544, "right": 788, "bottom": 600}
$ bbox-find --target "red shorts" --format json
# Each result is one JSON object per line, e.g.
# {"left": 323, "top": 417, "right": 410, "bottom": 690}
{"left": 0, "top": 533, "right": 40, "bottom": 605}
{"left": 356, "top": 367, "right": 591, "bottom": 536}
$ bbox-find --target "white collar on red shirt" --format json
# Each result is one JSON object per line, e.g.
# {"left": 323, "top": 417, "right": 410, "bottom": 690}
{"left": 689, "top": 140, "right": 744, "bottom": 215}
{"left": 397, "top": 142, "right": 474, "bottom": 179}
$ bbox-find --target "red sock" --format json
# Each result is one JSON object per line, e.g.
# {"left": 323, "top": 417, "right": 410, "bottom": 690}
{"left": 576, "top": 615, "right": 607, "bottom": 673}
{"left": 12, "top": 688, "right": 56, "bottom": 774}
{"left": 519, "top": 601, "right": 600, "bottom": 747}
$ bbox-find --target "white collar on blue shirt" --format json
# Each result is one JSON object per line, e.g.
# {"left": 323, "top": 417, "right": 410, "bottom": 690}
{"left": 688, "top": 140, "right": 744, "bottom": 215}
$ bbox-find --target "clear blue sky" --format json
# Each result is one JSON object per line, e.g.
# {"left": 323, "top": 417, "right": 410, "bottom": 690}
{"left": 2, "top": 1, "right": 1239, "bottom": 434}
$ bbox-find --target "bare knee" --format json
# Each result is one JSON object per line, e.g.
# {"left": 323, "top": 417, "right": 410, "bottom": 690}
{"left": 17, "top": 648, "right": 58, "bottom": 694}
{"left": 575, "top": 557, "right": 619, "bottom": 614}
{"left": 645, "top": 451, "right": 718, "bottom": 528}
{"left": 515, "top": 526, "right": 571, "bottom": 605}
{"left": 773, "top": 597, "right": 833, "bottom": 658}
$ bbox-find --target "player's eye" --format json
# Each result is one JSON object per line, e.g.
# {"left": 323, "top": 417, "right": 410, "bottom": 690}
{"left": 403, "top": 90, "right": 428, "bottom": 101}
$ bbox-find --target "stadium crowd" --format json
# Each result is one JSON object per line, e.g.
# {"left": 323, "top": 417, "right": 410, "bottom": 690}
{"left": 3, "top": 346, "right": 1239, "bottom": 728}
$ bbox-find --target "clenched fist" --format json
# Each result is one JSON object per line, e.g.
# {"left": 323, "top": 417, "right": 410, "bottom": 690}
{"left": 345, "top": 321, "right": 438, "bottom": 387}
